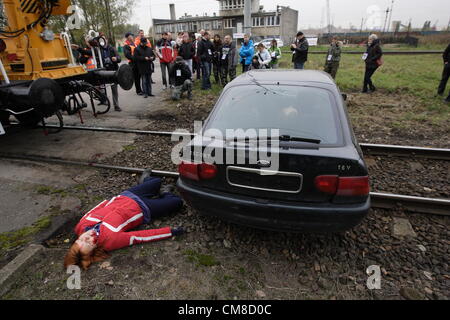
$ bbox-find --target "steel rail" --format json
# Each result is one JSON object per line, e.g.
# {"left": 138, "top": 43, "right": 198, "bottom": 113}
{"left": 35, "top": 124, "right": 450, "bottom": 161}
{"left": 360, "top": 143, "right": 450, "bottom": 161}
{"left": 283, "top": 51, "right": 443, "bottom": 55}
{"left": 1, "top": 153, "right": 448, "bottom": 217}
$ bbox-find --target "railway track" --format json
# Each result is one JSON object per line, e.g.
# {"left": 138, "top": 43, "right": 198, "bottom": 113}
{"left": 285, "top": 51, "right": 443, "bottom": 55}
{"left": 33, "top": 124, "right": 450, "bottom": 161}
{"left": 1, "top": 153, "right": 448, "bottom": 217}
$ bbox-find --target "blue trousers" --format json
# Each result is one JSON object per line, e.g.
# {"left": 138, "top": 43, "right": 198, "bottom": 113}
{"left": 141, "top": 73, "right": 152, "bottom": 96}
{"left": 126, "top": 177, "right": 182, "bottom": 219}
{"left": 200, "top": 61, "right": 212, "bottom": 89}
{"left": 294, "top": 62, "right": 305, "bottom": 70}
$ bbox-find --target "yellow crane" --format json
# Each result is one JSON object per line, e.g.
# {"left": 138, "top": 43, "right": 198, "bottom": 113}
{"left": 0, "top": 0, "right": 132, "bottom": 131}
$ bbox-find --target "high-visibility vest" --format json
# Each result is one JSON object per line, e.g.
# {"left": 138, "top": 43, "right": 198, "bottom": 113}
{"left": 85, "top": 56, "right": 96, "bottom": 70}
{"left": 135, "top": 37, "right": 152, "bottom": 48}
{"left": 125, "top": 41, "right": 136, "bottom": 63}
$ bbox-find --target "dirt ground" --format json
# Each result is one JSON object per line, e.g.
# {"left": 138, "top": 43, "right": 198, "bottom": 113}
{"left": 1, "top": 89, "right": 448, "bottom": 300}
{"left": 3, "top": 187, "right": 449, "bottom": 300}
{"left": 346, "top": 91, "right": 449, "bottom": 149}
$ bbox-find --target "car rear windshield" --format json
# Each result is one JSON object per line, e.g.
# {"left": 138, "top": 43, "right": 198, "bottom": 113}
{"left": 205, "top": 84, "right": 343, "bottom": 145}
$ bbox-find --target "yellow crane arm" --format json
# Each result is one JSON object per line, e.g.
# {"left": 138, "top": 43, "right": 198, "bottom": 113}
{"left": 0, "top": 0, "right": 86, "bottom": 81}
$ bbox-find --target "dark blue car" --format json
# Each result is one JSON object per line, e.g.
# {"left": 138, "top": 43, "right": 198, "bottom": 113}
{"left": 177, "top": 70, "right": 370, "bottom": 233}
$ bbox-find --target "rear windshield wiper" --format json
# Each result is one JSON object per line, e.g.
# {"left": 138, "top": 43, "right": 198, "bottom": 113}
{"left": 277, "top": 135, "right": 321, "bottom": 144}
{"left": 225, "top": 135, "right": 321, "bottom": 144}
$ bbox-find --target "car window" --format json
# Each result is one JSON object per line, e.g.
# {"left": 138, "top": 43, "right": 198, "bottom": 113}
{"left": 205, "top": 85, "right": 343, "bottom": 145}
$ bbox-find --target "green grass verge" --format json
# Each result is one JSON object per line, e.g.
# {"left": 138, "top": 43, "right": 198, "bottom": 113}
{"left": 0, "top": 216, "right": 52, "bottom": 253}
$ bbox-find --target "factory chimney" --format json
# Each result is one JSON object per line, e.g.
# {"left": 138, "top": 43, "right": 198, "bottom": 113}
{"left": 170, "top": 4, "right": 176, "bottom": 21}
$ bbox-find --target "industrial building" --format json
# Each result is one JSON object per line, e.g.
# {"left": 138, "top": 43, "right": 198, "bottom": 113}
{"left": 153, "top": 1, "right": 298, "bottom": 44}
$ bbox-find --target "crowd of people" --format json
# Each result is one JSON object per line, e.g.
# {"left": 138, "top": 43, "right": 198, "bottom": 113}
{"left": 73, "top": 29, "right": 450, "bottom": 111}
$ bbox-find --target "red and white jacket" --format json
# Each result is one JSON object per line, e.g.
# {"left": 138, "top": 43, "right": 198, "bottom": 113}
{"left": 75, "top": 195, "right": 173, "bottom": 252}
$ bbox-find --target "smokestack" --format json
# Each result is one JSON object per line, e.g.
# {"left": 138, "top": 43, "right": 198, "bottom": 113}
{"left": 169, "top": 4, "right": 176, "bottom": 21}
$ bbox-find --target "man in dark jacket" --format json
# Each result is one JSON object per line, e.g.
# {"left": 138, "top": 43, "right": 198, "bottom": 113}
{"left": 123, "top": 32, "right": 142, "bottom": 95}
{"left": 197, "top": 32, "right": 214, "bottom": 90}
{"left": 133, "top": 38, "right": 156, "bottom": 98}
{"left": 291, "top": 31, "right": 309, "bottom": 70}
{"left": 362, "top": 34, "right": 383, "bottom": 93}
{"left": 99, "top": 37, "right": 122, "bottom": 111}
{"left": 169, "top": 56, "right": 193, "bottom": 101}
{"left": 177, "top": 33, "right": 195, "bottom": 74}
{"left": 220, "top": 35, "right": 237, "bottom": 86}
{"left": 438, "top": 43, "right": 450, "bottom": 102}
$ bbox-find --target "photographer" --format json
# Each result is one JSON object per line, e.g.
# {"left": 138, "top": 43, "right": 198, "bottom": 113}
{"left": 291, "top": 31, "right": 309, "bottom": 70}
{"left": 169, "top": 56, "right": 193, "bottom": 101}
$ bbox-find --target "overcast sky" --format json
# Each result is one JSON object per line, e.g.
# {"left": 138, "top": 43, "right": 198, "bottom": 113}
{"left": 133, "top": 0, "right": 450, "bottom": 32}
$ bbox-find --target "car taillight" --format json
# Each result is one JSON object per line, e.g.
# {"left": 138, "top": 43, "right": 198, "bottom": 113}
{"left": 178, "top": 162, "right": 217, "bottom": 181}
{"left": 315, "top": 175, "right": 338, "bottom": 194}
{"left": 315, "top": 175, "right": 370, "bottom": 196}
{"left": 198, "top": 163, "right": 217, "bottom": 179}
{"left": 178, "top": 162, "right": 200, "bottom": 181}
{"left": 337, "top": 176, "right": 370, "bottom": 196}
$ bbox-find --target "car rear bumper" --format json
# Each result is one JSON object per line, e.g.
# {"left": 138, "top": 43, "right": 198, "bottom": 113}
{"left": 177, "top": 179, "right": 371, "bottom": 233}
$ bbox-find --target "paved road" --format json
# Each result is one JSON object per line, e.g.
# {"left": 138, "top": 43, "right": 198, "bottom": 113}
{"left": 0, "top": 62, "right": 167, "bottom": 233}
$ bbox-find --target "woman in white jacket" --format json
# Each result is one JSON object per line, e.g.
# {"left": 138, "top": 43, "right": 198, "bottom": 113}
{"left": 253, "top": 43, "right": 272, "bottom": 69}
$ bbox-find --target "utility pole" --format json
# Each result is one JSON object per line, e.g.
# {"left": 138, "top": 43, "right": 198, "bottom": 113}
{"left": 326, "top": 0, "right": 331, "bottom": 34}
{"left": 244, "top": 0, "right": 252, "bottom": 36}
{"left": 387, "top": 0, "right": 394, "bottom": 33}
{"left": 383, "top": 7, "right": 390, "bottom": 33}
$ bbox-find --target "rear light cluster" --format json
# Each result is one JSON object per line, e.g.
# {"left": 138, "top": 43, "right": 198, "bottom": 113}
{"left": 315, "top": 175, "right": 370, "bottom": 196}
{"left": 178, "top": 161, "right": 217, "bottom": 181}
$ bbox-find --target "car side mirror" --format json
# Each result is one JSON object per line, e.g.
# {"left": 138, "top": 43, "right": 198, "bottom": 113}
{"left": 342, "top": 93, "right": 347, "bottom": 101}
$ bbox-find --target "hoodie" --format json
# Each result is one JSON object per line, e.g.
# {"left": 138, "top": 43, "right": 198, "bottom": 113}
{"left": 239, "top": 40, "right": 255, "bottom": 66}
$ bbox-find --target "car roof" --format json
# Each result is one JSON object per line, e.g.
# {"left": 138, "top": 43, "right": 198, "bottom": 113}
{"left": 231, "top": 70, "right": 336, "bottom": 86}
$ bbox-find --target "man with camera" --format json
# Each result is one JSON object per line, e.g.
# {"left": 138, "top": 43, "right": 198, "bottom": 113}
{"left": 291, "top": 31, "right": 309, "bottom": 70}
{"left": 169, "top": 56, "right": 193, "bottom": 101}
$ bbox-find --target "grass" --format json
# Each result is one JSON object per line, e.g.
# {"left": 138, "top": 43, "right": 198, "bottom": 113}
{"left": 0, "top": 216, "right": 52, "bottom": 253}
{"left": 184, "top": 249, "right": 220, "bottom": 267}
{"left": 278, "top": 53, "right": 444, "bottom": 96}
{"left": 280, "top": 43, "right": 447, "bottom": 53}
{"left": 35, "top": 185, "right": 68, "bottom": 197}
{"left": 194, "top": 51, "right": 447, "bottom": 100}
{"left": 193, "top": 52, "right": 448, "bottom": 122}
{"left": 188, "top": 50, "right": 449, "bottom": 144}
{"left": 123, "top": 145, "right": 137, "bottom": 152}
